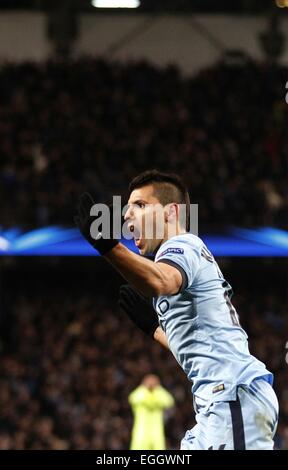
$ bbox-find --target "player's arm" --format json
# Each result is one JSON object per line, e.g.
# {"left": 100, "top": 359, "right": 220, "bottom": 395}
{"left": 119, "top": 284, "right": 170, "bottom": 350}
{"left": 153, "top": 326, "right": 169, "bottom": 349}
{"left": 74, "top": 193, "right": 182, "bottom": 297}
{"left": 106, "top": 243, "right": 182, "bottom": 297}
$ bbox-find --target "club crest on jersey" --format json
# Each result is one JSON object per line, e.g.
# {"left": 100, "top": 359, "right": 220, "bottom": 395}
{"left": 159, "top": 247, "right": 184, "bottom": 257}
{"left": 156, "top": 299, "right": 170, "bottom": 317}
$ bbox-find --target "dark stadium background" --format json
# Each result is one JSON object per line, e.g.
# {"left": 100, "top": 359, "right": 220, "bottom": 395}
{"left": 0, "top": 0, "right": 287, "bottom": 450}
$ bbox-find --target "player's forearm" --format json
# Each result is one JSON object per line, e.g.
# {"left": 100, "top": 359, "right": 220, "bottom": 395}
{"left": 105, "top": 243, "right": 169, "bottom": 297}
{"left": 153, "top": 326, "right": 170, "bottom": 350}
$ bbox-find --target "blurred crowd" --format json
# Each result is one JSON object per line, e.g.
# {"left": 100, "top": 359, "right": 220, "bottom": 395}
{"left": 0, "top": 279, "right": 287, "bottom": 450}
{"left": 0, "top": 58, "right": 287, "bottom": 230}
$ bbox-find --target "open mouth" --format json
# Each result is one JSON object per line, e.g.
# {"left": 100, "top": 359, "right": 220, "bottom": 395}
{"left": 129, "top": 224, "right": 142, "bottom": 248}
{"left": 134, "top": 238, "right": 142, "bottom": 248}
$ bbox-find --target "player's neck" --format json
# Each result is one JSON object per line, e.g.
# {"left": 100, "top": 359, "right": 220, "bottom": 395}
{"left": 162, "top": 224, "right": 186, "bottom": 244}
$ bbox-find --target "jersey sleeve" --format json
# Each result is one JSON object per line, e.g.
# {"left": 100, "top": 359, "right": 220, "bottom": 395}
{"left": 128, "top": 386, "right": 153, "bottom": 408}
{"left": 155, "top": 237, "right": 201, "bottom": 291}
{"left": 152, "top": 386, "right": 175, "bottom": 409}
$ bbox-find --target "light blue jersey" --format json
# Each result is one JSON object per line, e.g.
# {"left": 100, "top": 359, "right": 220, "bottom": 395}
{"left": 153, "top": 233, "right": 278, "bottom": 449}
{"left": 154, "top": 233, "right": 273, "bottom": 405}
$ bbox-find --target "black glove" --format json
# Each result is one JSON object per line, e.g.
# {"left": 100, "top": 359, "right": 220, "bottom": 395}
{"left": 118, "top": 284, "right": 159, "bottom": 337}
{"left": 74, "top": 193, "right": 119, "bottom": 255}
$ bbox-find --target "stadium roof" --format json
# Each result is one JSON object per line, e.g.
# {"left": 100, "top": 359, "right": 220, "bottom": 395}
{"left": 0, "top": 0, "right": 277, "bottom": 14}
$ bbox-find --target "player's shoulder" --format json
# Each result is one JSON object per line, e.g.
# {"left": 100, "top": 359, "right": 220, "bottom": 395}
{"left": 156, "top": 233, "right": 204, "bottom": 258}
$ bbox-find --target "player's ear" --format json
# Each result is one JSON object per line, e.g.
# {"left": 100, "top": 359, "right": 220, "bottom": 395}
{"left": 165, "top": 203, "right": 178, "bottom": 223}
{"left": 163, "top": 204, "right": 170, "bottom": 225}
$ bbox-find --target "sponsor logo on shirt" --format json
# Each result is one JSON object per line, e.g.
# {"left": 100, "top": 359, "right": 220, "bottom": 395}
{"left": 158, "top": 247, "right": 184, "bottom": 257}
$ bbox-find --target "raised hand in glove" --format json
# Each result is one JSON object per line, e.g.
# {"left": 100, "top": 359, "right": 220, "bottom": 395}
{"left": 74, "top": 193, "right": 120, "bottom": 255}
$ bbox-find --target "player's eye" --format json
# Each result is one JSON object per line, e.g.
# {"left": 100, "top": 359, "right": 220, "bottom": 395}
{"left": 135, "top": 202, "right": 145, "bottom": 209}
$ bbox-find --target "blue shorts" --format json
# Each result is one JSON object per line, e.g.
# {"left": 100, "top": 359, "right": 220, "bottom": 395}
{"left": 181, "top": 378, "right": 279, "bottom": 450}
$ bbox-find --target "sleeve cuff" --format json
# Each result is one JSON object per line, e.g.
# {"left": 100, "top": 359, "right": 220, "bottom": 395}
{"left": 156, "top": 259, "right": 188, "bottom": 293}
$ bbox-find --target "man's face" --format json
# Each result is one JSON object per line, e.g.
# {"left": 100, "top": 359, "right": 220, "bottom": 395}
{"left": 142, "top": 374, "right": 160, "bottom": 390}
{"left": 125, "top": 185, "right": 165, "bottom": 255}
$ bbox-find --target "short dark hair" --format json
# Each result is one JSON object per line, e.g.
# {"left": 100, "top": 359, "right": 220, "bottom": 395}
{"left": 129, "top": 169, "right": 190, "bottom": 231}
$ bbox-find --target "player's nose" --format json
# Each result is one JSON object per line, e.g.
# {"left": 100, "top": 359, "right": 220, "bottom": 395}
{"left": 124, "top": 205, "right": 133, "bottom": 221}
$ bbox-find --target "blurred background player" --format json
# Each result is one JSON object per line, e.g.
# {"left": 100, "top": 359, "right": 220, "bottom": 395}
{"left": 128, "top": 374, "right": 174, "bottom": 450}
